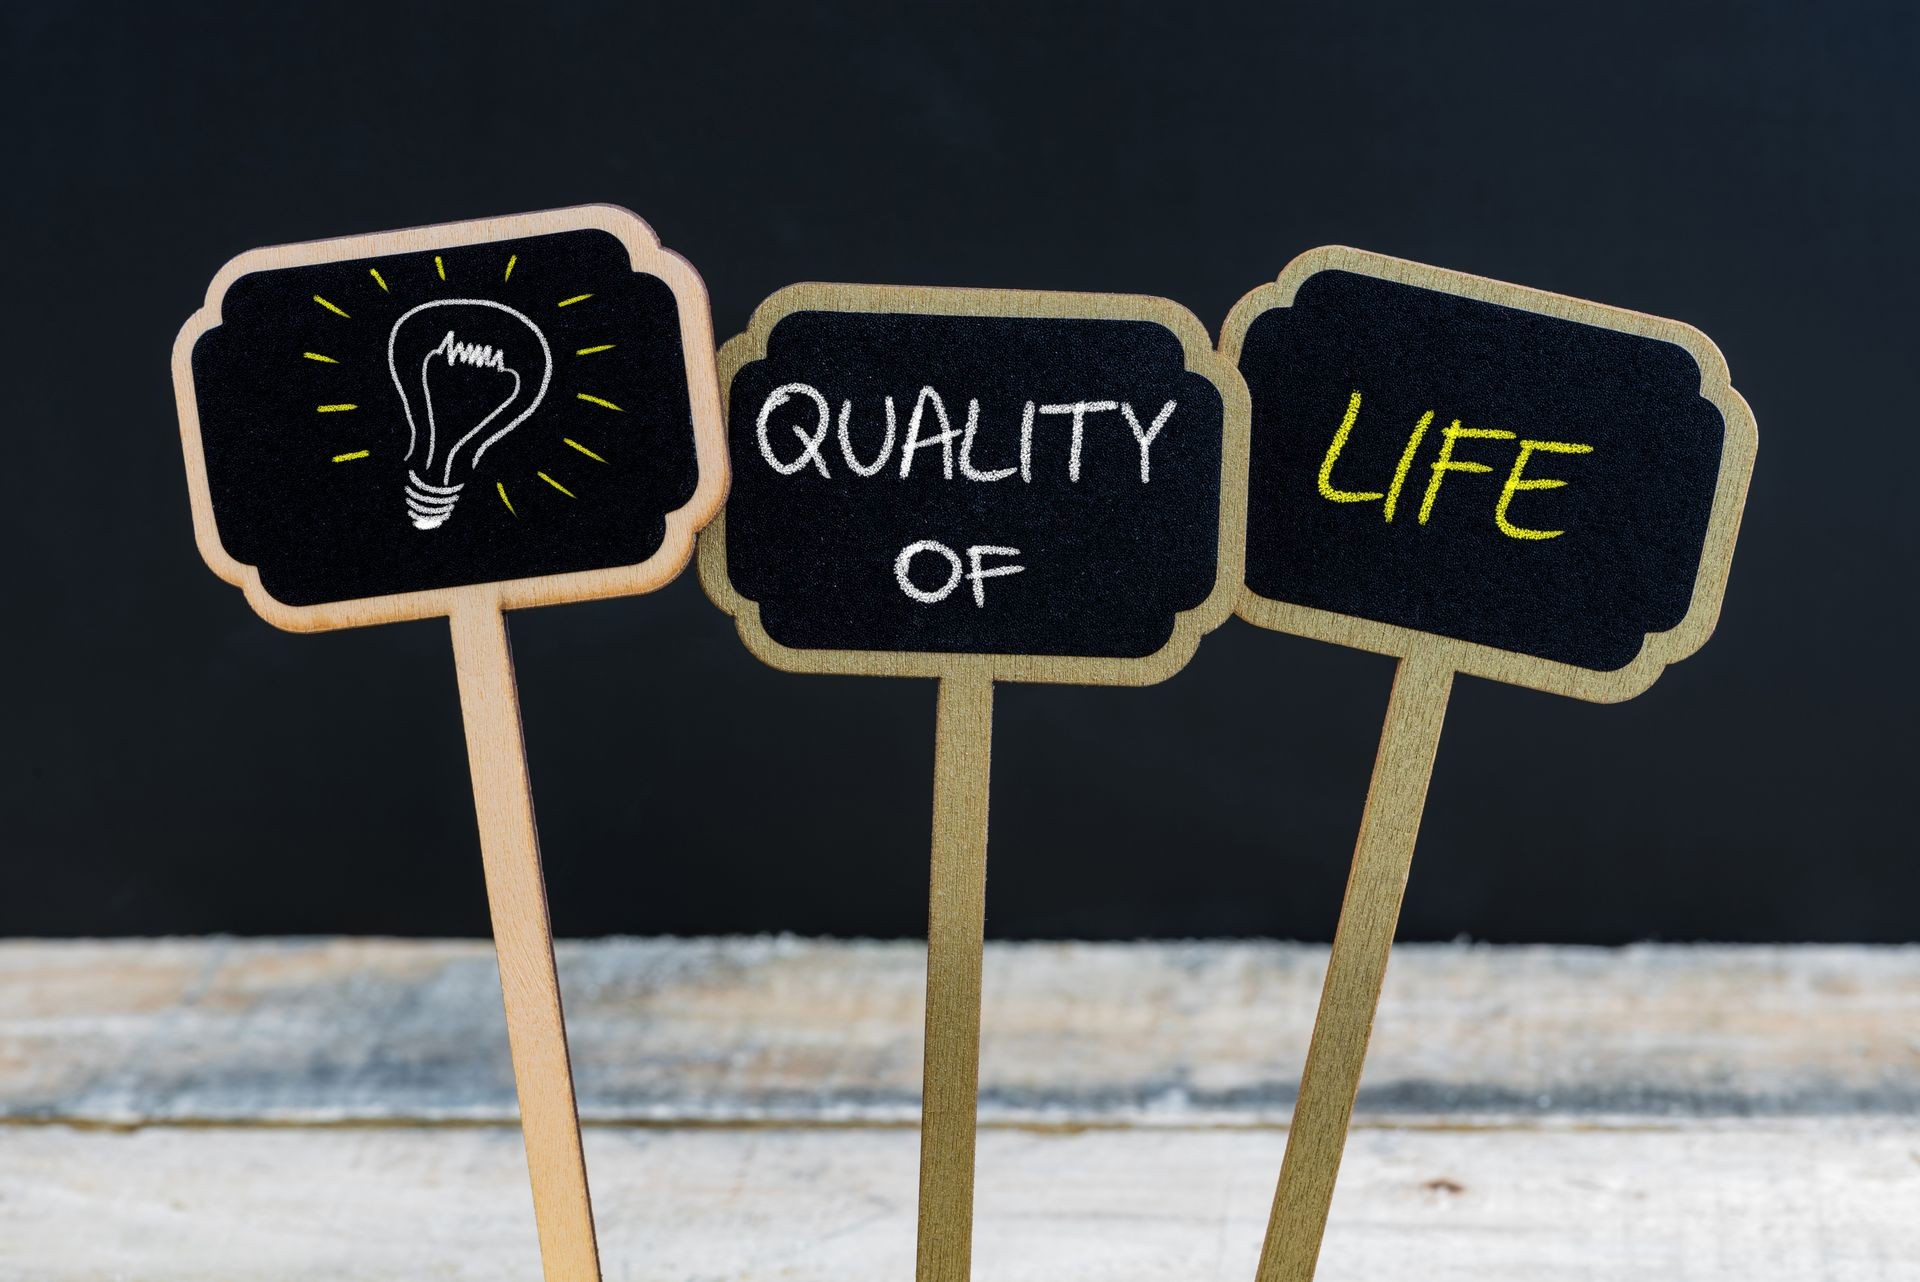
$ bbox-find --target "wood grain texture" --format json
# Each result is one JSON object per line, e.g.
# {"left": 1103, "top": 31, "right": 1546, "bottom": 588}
{"left": 450, "top": 606, "right": 600, "bottom": 1282}
{"left": 5, "top": 939, "right": 1916, "bottom": 1127}
{"left": 1, "top": 1121, "right": 1914, "bottom": 1281}
{"left": 3, "top": 940, "right": 1914, "bottom": 1279}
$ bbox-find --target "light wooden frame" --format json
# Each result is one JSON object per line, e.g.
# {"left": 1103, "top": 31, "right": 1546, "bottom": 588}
{"left": 172, "top": 204, "right": 729, "bottom": 1282}
{"left": 172, "top": 203, "right": 727, "bottom": 634}
{"left": 1220, "top": 245, "right": 1758, "bottom": 704}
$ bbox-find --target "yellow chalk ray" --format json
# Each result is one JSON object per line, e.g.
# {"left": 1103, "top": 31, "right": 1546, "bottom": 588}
{"left": 368, "top": 269, "right": 388, "bottom": 292}
{"left": 537, "top": 472, "right": 575, "bottom": 498}
{"left": 435, "top": 255, "right": 446, "bottom": 281}
{"left": 575, "top": 344, "right": 615, "bottom": 356}
{"left": 302, "top": 352, "right": 339, "bottom": 364}
{"left": 316, "top": 403, "right": 358, "bottom": 413}
{"left": 563, "top": 438, "right": 608, "bottom": 463}
{"left": 575, "top": 393, "right": 623, "bottom": 412}
{"left": 332, "top": 450, "right": 370, "bottom": 463}
{"left": 498, "top": 482, "right": 516, "bottom": 516}
{"left": 503, "top": 254, "right": 517, "bottom": 282}
{"left": 557, "top": 293, "right": 592, "bottom": 308}
{"left": 313, "top": 295, "right": 350, "bottom": 318}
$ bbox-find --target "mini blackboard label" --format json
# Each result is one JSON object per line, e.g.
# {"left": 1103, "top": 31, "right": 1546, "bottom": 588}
{"left": 174, "top": 206, "right": 725, "bottom": 630}
{"left": 699, "top": 285, "right": 1248, "bottom": 684}
{"left": 1222, "top": 247, "right": 1755, "bottom": 700}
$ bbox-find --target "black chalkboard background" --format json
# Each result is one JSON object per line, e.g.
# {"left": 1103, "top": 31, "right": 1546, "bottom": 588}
{"left": 725, "top": 308, "right": 1224, "bottom": 659}
{"left": 1237, "top": 269, "right": 1724, "bottom": 672}
{"left": 2, "top": 2, "right": 1911, "bottom": 943}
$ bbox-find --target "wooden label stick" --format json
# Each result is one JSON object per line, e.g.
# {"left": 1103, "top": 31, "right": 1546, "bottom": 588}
{"left": 1255, "top": 655, "right": 1450, "bottom": 1282}
{"left": 700, "top": 285, "right": 1249, "bottom": 1278}
{"left": 450, "top": 601, "right": 599, "bottom": 1282}
{"left": 172, "top": 206, "right": 727, "bottom": 1280}
{"left": 916, "top": 671, "right": 994, "bottom": 1282}
{"left": 1222, "top": 247, "right": 1756, "bottom": 1281}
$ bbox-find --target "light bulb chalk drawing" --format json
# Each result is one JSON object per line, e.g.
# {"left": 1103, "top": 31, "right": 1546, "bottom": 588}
{"left": 387, "top": 298, "right": 553, "bottom": 530}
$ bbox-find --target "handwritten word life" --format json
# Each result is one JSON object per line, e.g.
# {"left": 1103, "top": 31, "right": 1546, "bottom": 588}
{"left": 1316, "top": 390, "right": 1595, "bottom": 541}
{"left": 755, "top": 383, "right": 1177, "bottom": 484}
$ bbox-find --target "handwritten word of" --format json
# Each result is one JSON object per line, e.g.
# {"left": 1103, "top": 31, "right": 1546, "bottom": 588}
{"left": 894, "top": 540, "right": 1025, "bottom": 607}
{"left": 1316, "top": 390, "right": 1594, "bottom": 541}
{"left": 756, "top": 384, "right": 1176, "bottom": 484}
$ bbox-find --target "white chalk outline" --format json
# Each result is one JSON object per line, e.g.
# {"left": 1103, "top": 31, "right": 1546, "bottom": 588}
{"left": 387, "top": 298, "right": 554, "bottom": 487}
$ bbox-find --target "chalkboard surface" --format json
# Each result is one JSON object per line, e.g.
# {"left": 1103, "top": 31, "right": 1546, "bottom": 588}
{"left": 175, "top": 207, "right": 724, "bottom": 629}
{"left": 700, "top": 286, "right": 1247, "bottom": 683}
{"left": 1223, "top": 247, "right": 1755, "bottom": 698}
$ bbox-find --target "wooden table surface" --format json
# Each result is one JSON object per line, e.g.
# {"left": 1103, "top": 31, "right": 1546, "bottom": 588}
{"left": 1, "top": 937, "right": 1914, "bottom": 1280}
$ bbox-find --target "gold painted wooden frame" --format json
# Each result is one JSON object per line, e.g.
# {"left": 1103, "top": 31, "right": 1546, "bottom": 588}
{"left": 1220, "top": 244, "right": 1757, "bottom": 704}
{"left": 173, "top": 203, "right": 727, "bottom": 634}
{"left": 1221, "top": 246, "right": 1757, "bottom": 1282}
{"left": 698, "top": 282, "right": 1251, "bottom": 689}
{"left": 698, "top": 282, "right": 1252, "bottom": 1282}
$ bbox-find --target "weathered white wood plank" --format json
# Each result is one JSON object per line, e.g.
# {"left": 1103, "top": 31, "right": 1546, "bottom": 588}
{"left": 0, "top": 1122, "right": 1912, "bottom": 1282}
{"left": 2, "top": 939, "right": 1915, "bottom": 1125}
{"left": 4, "top": 941, "right": 1914, "bottom": 1281}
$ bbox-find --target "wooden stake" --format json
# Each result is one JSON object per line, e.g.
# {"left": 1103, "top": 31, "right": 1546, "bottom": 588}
{"left": 1256, "top": 654, "right": 1453, "bottom": 1282}
{"left": 449, "top": 602, "right": 602, "bottom": 1282}
{"left": 915, "top": 672, "right": 995, "bottom": 1282}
